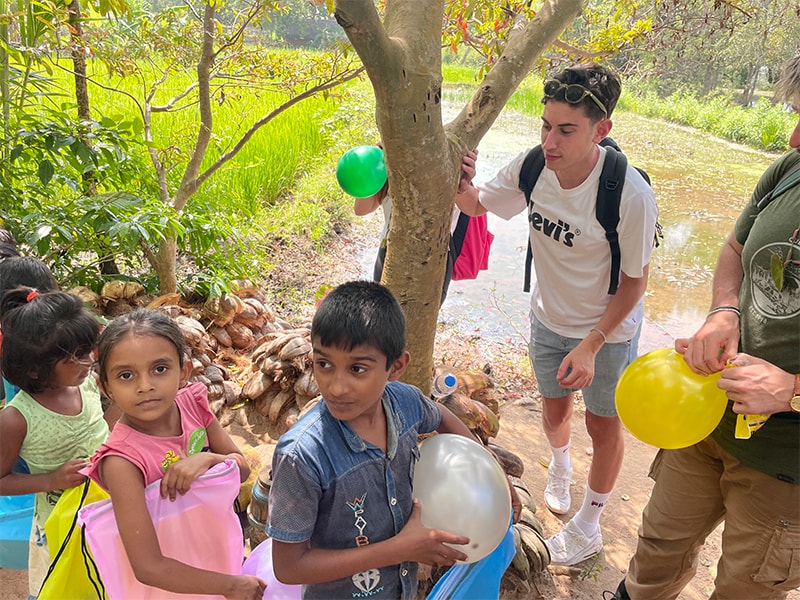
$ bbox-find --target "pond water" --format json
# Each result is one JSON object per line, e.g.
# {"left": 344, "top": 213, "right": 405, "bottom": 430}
{"left": 357, "top": 100, "right": 779, "bottom": 354}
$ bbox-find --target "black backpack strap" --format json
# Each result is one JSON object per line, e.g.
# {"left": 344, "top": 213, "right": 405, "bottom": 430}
{"left": 518, "top": 146, "right": 545, "bottom": 293}
{"left": 450, "top": 210, "right": 471, "bottom": 258}
{"left": 756, "top": 159, "right": 800, "bottom": 212}
{"left": 596, "top": 147, "right": 627, "bottom": 295}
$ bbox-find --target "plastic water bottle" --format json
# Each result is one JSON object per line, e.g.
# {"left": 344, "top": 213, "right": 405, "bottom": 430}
{"left": 431, "top": 372, "right": 458, "bottom": 398}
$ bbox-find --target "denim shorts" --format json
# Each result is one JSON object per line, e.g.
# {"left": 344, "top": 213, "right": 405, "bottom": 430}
{"left": 528, "top": 312, "right": 640, "bottom": 417}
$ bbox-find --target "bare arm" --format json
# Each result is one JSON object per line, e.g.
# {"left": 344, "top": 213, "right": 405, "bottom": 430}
{"left": 353, "top": 181, "right": 388, "bottom": 216}
{"left": 159, "top": 419, "right": 249, "bottom": 500}
{"left": 558, "top": 267, "right": 649, "bottom": 389}
{"left": 455, "top": 150, "right": 487, "bottom": 217}
{"left": 594, "top": 267, "right": 650, "bottom": 345}
{"left": 103, "top": 455, "right": 265, "bottom": 600}
{"left": 677, "top": 232, "right": 744, "bottom": 374}
{"left": 436, "top": 403, "right": 479, "bottom": 439}
{"left": 272, "top": 499, "right": 469, "bottom": 585}
{"left": 718, "top": 355, "right": 796, "bottom": 415}
{"left": 677, "top": 231, "right": 793, "bottom": 414}
{"left": 0, "top": 407, "right": 88, "bottom": 495}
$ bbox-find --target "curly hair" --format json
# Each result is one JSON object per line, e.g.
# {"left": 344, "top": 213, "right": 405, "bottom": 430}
{"left": 544, "top": 64, "right": 621, "bottom": 122}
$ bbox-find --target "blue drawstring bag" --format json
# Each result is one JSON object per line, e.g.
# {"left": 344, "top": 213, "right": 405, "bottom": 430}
{"left": 427, "top": 520, "right": 516, "bottom": 600}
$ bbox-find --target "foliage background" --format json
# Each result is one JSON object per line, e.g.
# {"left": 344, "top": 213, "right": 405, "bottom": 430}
{"left": 1, "top": 0, "right": 797, "bottom": 296}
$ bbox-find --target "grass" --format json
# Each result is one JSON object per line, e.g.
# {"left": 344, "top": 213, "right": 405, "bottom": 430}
{"left": 21, "top": 55, "right": 376, "bottom": 292}
{"left": 620, "top": 89, "right": 794, "bottom": 153}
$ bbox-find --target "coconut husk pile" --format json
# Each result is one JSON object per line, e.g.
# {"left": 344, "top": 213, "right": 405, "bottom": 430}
{"left": 73, "top": 280, "right": 550, "bottom": 581}
{"left": 75, "top": 277, "right": 517, "bottom": 445}
{"left": 71, "top": 279, "right": 317, "bottom": 438}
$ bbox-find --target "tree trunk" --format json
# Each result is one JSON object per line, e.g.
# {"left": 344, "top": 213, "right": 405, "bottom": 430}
{"left": 741, "top": 63, "right": 758, "bottom": 106}
{"left": 335, "top": 0, "right": 581, "bottom": 391}
{"left": 701, "top": 62, "right": 718, "bottom": 96}
{"left": 153, "top": 3, "right": 216, "bottom": 294}
{"left": 68, "top": 0, "right": 121, "bottom": 275}
{"left": 154, "top": 236, "right": 178, "bottom": 295}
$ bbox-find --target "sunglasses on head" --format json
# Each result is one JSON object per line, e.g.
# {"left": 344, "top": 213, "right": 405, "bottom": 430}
{"left": 543, "top": 79, "right": 608, "bottom": 118}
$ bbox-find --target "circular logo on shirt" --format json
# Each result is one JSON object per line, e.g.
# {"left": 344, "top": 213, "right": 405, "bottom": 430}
{"left": 749, "top": 242, "right": 800, "bottom": 319}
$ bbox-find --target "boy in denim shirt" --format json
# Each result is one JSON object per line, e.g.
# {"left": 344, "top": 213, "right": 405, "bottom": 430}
{"left": 266, "top": 281, "right": 477, "bottom": 599}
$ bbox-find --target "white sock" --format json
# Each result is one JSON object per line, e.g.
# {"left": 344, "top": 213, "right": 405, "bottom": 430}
{"left": 572, "top": 485, "right": 611, "bottom": 537}
{"left": 550, "top": 440, "right": 571, "bottom": 471}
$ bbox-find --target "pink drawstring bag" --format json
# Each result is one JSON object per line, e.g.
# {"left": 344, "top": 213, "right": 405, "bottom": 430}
{"left": 452, "top": 213, "right": 494, "bottom": 281}
{"left": 77, "top": 460, "right": 244, "bottom": 600}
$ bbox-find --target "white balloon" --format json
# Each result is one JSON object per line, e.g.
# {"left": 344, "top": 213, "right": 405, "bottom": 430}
{"left": 412, "top": 434, "right": 512, "bottom": 563}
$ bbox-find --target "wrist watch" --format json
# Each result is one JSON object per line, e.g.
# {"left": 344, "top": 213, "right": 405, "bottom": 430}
{"left": 791, "top": 374, "right": 800, "bottom": 413}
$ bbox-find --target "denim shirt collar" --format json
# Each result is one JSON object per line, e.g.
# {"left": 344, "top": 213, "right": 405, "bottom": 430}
{"left": 324, "top": 391, "right": 400, "bottom": 460}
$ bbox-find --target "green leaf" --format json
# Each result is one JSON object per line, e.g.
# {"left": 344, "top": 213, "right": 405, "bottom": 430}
{"left": 37, "top": 159, "right": 54, "bottom": 185}
{"left": 770, "top": 252, "right": 784, "bottom": 291}
{"left": 75, "top": 142, "right": 94, "bottom": 165}
{"left": 54, "top": 135, "right": 76, "bottom": 151}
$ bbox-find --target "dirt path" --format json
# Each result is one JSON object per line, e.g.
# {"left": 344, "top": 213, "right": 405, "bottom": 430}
{"left": 496, "top": 394, "right": 717, "bottom": 599}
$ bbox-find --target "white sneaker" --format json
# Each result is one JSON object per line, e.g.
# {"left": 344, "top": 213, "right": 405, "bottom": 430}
{"left": 544, "top": 463, "right": 572, "bottom": 514}
{"left": 545, "top": 519, "right": 603, "bottom": 566}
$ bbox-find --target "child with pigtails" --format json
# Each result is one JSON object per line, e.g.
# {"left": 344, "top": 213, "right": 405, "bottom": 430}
{"left": 0, "top": 288, "right": 109, "bottom": 598}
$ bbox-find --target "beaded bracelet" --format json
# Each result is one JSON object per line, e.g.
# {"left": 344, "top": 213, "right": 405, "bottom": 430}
{"left": 706, "top": 305, "right": 741, "bottom": 318}
{"left": 590, "top": 327, "right": 608, "bottom": 343}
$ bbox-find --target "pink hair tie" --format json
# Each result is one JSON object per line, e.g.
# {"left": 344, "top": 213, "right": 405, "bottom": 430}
{"left": 26, "top": 290, "right": 39, "bottom": 302}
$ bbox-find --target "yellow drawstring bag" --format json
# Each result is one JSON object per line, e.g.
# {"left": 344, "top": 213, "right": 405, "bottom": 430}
{"left": 38, "top": 479, "right": 109, "bottom": 600}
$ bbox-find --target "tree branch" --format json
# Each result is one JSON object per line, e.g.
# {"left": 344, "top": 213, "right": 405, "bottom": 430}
{"left": 48, "top": 60, "right": 146, "bottom": 123}
{"left": 172, "top": 1, "right": 216, "bottom": 211}
{"left": 195, "top": 66, "right": 365, "bottom": 189}
{"left": 333, "top": 0, "right": 404, "bottom": 90}
{"left": 446, "top": 0, "right": 583, "bottom": 154}
{"left": 552, "top": 39, "right": 613, "bottom": 60}
{"left": 213, "top": 1, "right": 261, "bottom": 59}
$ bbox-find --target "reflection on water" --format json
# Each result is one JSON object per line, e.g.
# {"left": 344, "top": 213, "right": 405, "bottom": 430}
{"left": 360, "top": 100, "right": 779, "bottom": 355}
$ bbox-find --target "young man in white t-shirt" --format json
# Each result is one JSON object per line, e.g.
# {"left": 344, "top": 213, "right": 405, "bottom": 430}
{"left": 456, "top": 64, "right": 658, "bottom": 566}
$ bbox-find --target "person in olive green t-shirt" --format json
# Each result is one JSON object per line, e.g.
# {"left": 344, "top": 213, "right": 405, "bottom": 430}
{"left": 612, "top": 54, "right": 800, "bottom": 600}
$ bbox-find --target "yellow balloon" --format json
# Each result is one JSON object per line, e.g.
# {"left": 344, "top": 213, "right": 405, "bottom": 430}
{"left": 615, "top": 348, "right": 728, "bottom": 449}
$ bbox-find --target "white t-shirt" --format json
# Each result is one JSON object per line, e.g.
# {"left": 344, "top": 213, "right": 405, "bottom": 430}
{"left": 479, "top": 145, "right": 658, "bottom": 343}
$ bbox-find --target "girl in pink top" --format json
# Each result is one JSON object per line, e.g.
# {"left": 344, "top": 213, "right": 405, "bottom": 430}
{"left": 87, "top": 308, "right": 265, "bottom": 600}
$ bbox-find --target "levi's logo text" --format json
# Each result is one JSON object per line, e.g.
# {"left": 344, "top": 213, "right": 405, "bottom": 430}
{"left": 529, "top": 210, "right": 576, "bottom": 247}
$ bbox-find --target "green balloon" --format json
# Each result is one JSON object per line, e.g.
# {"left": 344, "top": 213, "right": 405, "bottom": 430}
{"left": 336, "top": 146, "right": 387, "bottom": 198}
